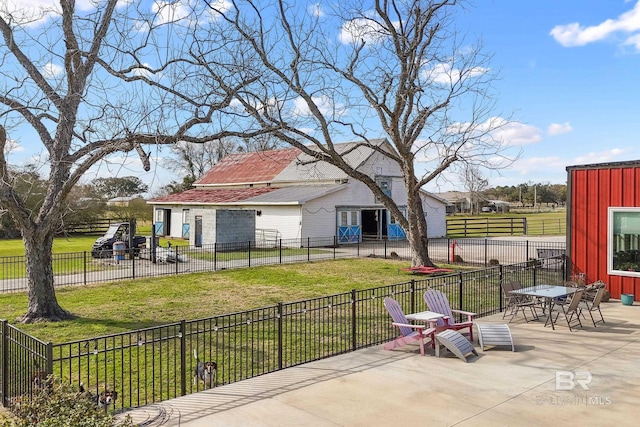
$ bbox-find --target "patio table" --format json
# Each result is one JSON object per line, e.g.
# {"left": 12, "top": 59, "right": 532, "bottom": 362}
{"left": 510, "top": 285, "right": 579, "bottom": 330}
{"left": 405, "top": 310, "right": 445, "bottom": 326}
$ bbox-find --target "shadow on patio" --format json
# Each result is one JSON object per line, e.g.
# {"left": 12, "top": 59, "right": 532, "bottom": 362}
{"left": 123, "top": 300, "right": 640, "bottom": 427}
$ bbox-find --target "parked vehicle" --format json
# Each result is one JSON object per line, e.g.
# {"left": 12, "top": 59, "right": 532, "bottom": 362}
{"left": 91, "top": 222, "right": 146, "bottom": 258}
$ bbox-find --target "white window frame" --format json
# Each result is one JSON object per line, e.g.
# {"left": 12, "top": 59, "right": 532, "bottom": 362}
{"left": 608, "top": 207, "right": 640, "bottom": 277}
{"left": 338, "top": 210, "right": 360, "bottom": 226}
{"left": 182, "top": 209, "right": 190, "bottom": 224}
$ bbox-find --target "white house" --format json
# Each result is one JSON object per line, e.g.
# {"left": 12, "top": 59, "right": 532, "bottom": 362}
{"left": 148, "top": 139, "right": 447, "bottom": 245}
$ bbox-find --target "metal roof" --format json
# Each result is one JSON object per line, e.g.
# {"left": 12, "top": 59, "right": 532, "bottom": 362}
{"left": 148, "top": 185, "right": 346, "bottom": 206}
{"left": 194, "top": 139, "right": 393, "bottom": 187}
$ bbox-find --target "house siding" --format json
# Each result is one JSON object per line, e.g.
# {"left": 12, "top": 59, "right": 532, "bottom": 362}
{"left": 253, "top": 205, "right": 302, "bottom": 240}
{"left": 568, "top": 162, "right": 640, "bottom": 300}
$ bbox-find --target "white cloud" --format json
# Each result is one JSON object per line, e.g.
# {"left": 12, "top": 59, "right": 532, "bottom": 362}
{"left": 309, "top": 3, "right": 324, "bottom": 18}
{"left": 152, "top": 1, "right": 192, "bottom": 25}
{"left": 151, "top": 0, "right": 231, "bottom": 25}
{"left": 424, "top": 63, "right": 489, "bottom": 85}
{"left": 292, "top": 95, "right": 347, "bottom": 118}
{"left": 0, "top": 0, "right": 98, "bottom": 26}
{"left": 573, "top": 147, "right": 627, "bottom": 165}
{"left": 550, "top": 1, "right": 640, "bottom": 48}
{"left": 547, "top": 122, "right": 573, "bottom": 136}
{"left": 491, "top": 121, "right": 542, "bottom": 146}
{"left": 448, "top": 117, "right": 542, "bottom": 147}
{"left": 41, "top": 62, "right": 63, "bottom": 79}
{"left": 339, "top": 17, "right": 390, "bottom": 45}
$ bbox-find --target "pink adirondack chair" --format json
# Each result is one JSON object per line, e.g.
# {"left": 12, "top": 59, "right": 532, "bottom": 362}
{"left": 423, "top": 289, "right": 475, "bottom": 342}
{"left": 383, "top": 297, "right": 436, "bottom": 356}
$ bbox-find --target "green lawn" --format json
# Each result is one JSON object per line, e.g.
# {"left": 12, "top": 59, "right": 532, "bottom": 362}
{"left": 0, "top": 258, "right": 419, "bottom": 343}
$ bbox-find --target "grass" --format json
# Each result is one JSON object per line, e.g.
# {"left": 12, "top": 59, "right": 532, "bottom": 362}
{"left": 448, "top": 210, "right": 566, "bottom": 237}
{"left": 0, "top": 258, "right": 418, "bottom": 343}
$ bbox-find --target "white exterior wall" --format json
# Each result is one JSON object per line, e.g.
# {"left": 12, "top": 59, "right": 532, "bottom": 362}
{"left": 251, "top": 205, "right": 302, "bottom": 240}
{"left": 421, "top": 194, "right": 447, "bottom": 238}
{"left": 301, "top": 196, "right": 341, "bottom": 238}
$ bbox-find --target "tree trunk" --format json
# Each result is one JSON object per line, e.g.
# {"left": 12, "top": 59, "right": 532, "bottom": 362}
{"left": 20, "top": 228, "right": 74, "bottom": 323}
{"left": 406, "top": 190, "right": 435, "bottom": 268}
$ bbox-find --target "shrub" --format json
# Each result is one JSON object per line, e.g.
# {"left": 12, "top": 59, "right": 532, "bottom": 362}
{"left": 1, "top": 376, "right": 133, "bottom": 427}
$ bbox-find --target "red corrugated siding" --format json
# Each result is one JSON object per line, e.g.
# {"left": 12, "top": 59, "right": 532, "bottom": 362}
{"left": 570, "top": 164, "right": 640, "bottom": 300}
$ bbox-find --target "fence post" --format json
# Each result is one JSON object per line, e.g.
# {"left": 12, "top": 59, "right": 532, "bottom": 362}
{"left": 499, "top": 265, "right": 504, "bottom": 313}
{"left": 180, "top": 320, "right": 186, "bottom": 396}
{"left": 351, "top": 289, "right": 357, "bottom": 351}
{"left": 279, "top": 239, "right": 282, "bottom": 264}
{"left": 132, "top": 248, "right": 136, "bottom": 280}
{"left": 45, "top": 342, "right": 53, "bottom": 375}
{"left": 1, "top": 320, "right": 7, "bottom": 406}
{"left": 384, "top": 239, "right": 387, "bottom": 259}
{"left": 175, "top": 246, "right": 179, "bottom": 275}
{"left": 83, "top": 251, "right": 87, "bottom": 286}
{"left": 484, "top": 239, "right": 488, "bottom": 267}
{"left": 526, "top": 240, "right": 530, "bottom": 262}
{"left": 248, "top": 241, "right": 251, "bottom": 268}
{"left": 334, "top": 236, "right": 337, "bottom": 259}
{"left": 357, "top": 238, "right": 360, "bottom": 257}
{"left": 214, "top": 243, "right": 217, "bottom": 271}
{"left": 277, "top": 302, "right": 283, "bottom": 370}
{"left": 410, "top": 280, "right": 416, "bottom": 313}
{"left": 307, "top": 238, "right": 310, "bottom": 262}
{"left": 458, "top": 272, "right": 464, "bottom": 312}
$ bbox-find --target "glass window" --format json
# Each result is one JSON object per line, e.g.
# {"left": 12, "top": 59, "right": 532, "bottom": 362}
{"left": 183, "top": 209, "right": 190, "bottom": 223}
{"left": 340, "top": 211, "right": 348, "bottom": 226}
{"left": 375, "top": 177, "right": 392, "bottom": 200}
{"left": 350, "top": 211, "right": 358, "bottom": 226}
{"left": 609, "top": 207, "right": 640, "bottom": 276}
{"left": 155, "top": 209, "right": 163, "bottom": 222}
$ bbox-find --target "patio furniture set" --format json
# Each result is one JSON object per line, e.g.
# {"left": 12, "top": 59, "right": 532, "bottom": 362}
{"left": 383, "top": 281, "right": 607, "bottom": 362}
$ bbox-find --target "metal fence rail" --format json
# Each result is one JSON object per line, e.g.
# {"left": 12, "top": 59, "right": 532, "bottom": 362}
{"left": 0, "top": 237, "right": 566, "bottom": 293}
{"left": 1, "top": 257, "right": 566, "bottom": 410}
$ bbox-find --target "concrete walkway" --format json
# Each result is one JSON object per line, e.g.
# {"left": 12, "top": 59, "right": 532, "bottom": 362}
{"left": 123, "top": 299, "right": 640, "bottom": 426}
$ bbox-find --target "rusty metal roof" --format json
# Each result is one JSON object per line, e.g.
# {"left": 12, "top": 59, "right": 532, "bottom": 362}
{"left": 148, "top": 187, "right": 279, "bottom": 204}
{"left": 148, "top": 185, "right": 346, "bottom": 206}
{"left": 195, "top": 148, "right": 301, "bottom": 185}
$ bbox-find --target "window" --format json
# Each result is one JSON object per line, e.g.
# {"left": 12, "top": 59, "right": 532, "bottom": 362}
{"left": 182, "top": 209, "right": 190, "bottom": 224}
{"left": 609, "top": 207, "right": 640, "bottom": 276}
{"left": 155, "top": 209, "right": 163, "bottom": 222}
{"left": 339, "top": 210, "right": 359, "bottom": 226}
{"left": 375, "top": 177, "right": 392, "bottom": 201}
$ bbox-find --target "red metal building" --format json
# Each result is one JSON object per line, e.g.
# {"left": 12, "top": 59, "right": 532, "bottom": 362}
{"left": 567, "top": 160, "right": 640, "bottom": 301}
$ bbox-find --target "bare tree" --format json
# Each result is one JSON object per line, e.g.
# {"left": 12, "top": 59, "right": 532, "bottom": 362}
{"left": 206, "top": 0, "right": 516, "bottom": 266}
{"left": 0, "top": 0, "right": 257, "bottom": 322}
{"left": 461, "top": 163, "right": 488, "bottom": 215}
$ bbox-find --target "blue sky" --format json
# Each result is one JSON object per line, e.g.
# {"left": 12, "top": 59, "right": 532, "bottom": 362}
{"left": 3, "top": 0, "right": 640, "bottom": 195}
{"left": 436, "top": 0, "right": 640, "bottom": 191}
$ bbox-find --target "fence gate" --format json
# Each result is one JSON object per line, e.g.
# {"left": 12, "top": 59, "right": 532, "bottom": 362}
{"left": 1, "top": 321, "right": 51, "bottom": 407}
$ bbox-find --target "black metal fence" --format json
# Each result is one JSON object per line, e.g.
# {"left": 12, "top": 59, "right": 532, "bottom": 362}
{"left": 1, "top": 256, "right": 566, "bottom": 412}
{"left": 0, "top": 236, "right": 566, "bottom": 293}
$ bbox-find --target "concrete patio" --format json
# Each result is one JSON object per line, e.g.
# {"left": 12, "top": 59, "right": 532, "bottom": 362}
{"left": 124, "top": 299, "right": 640, "bottom": 426}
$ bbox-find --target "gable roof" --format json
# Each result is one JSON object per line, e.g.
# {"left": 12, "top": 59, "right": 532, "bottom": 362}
{"left": 195, "top": 148, "right": 301, "bottom": 186}
{"left": 148, "top": 185, "right": 345, "bottom": 206}
{"left": 150, "top": 187, "right": 278, "bottom": 204}
{"left": 194, "top": 139, "right": 392, "bottom": 187}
